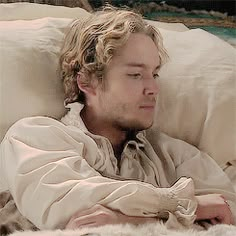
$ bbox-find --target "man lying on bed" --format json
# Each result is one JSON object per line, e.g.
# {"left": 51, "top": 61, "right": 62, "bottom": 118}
{"left": 0, "top": 6, "right": 235, "bottom": 232}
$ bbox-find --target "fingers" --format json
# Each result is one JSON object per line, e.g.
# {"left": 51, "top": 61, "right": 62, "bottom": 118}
{"left": 69, "top": 204, "right": 104, "bottom": 221}
{"left": 66, "top": 205, "right": 114, "bottom": 229}
{"left": 67, "top": 216, "right": 96, "bottom": 229}
{"left": 66, "top": 205, "right": 100, "bottom": 229}
{"left": 68, "top": 215, "right": 108, "bottom": 229}
{"left": 213, "top": 203, "right": 233, "bottom": 225}
{"left": 210, "top": 197, "right": 233, "bottom": 225}
{"left": 210, "top": 218, "right": 219, "bottom": 225}
{"left": 195, "top": 194, "right": 234, "bottom": 225}
{"left": 219, "top": 196, "right": 234, "bottom": 225}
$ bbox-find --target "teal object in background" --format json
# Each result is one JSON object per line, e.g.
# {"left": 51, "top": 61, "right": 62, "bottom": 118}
{"left": 145, "top": 11, "right": 236, "bottom": 47}
{"left": 190, "top": 26, "right": 236, "bottom": 46}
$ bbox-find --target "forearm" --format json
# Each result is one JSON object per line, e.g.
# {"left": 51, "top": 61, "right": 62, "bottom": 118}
{"left": 6, "top": 153, "right": 197, "bottom": 230}
{"left": 65, "top": 178, "right": 198, "bottom": 230}
{"left": 65, "top": 204, "right": 158, "bottom": 230}
{"left": 1, "top": 118, "right": 197, "bottom": 230}
{"left": 12, "top": 169, "right": 193, "bottom": 229}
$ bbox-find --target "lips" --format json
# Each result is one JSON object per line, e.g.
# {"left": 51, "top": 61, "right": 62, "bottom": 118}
{"left": 139, "top": 105, "right": 155, "bottom": 109}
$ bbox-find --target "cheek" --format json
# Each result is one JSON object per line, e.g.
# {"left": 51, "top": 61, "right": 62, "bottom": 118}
{"left": 101, "top": 78, "right": 144, "bottom": 108}
{"left": 119, "top": 81, "right": 143, "bottom": 99}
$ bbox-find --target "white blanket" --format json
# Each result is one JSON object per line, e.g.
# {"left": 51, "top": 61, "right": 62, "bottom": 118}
{"left": 10, "top": 223, "right": 236, "bottom": 236}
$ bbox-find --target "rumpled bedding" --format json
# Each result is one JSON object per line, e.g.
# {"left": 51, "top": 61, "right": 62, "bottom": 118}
{"left": 0, "top": 191, "right": 37, "bottom": 234}
{"left": 0, "top": 3, "right": 236, "bottom": 236}
{"left": 1, "top": 190, "right": 236, "bottom": 236}
{"left": 7, "top": 220, "right": 236, "bottom": 236}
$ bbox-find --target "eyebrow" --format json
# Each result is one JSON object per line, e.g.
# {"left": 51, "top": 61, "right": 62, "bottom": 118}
{"left": 125, "top": 63, "right": 161, "bottom": 70}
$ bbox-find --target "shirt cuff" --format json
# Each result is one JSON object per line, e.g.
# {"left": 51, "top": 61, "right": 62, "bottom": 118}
{"left": 166, "top": 177, "right": 197, "bottom": 228}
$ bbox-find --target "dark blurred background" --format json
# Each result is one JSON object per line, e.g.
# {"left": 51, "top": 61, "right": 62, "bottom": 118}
{"left": 91, "top": 1, "right": 236, "bottom": 16}
{"left": 0, "top": 1, "right": 235, "bottom": 16}
{"left": 0, "top": 1, "right": 235, "bottom": 46}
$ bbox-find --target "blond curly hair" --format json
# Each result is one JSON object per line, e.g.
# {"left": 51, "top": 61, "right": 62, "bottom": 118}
{"left": 59, "top": 6, "right": 168, "bottom": 105}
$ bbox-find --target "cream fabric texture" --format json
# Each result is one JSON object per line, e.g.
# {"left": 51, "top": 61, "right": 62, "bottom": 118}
{"left": 0, "top": 3, "right": 189, "bottom": 32}
{"left": 0, "top": 2, "right": 90, "bottom": 20}
{"left": 0, "top": 17, "right": 70, "bottom": 140}
{"left": 150, "top": 28, "right": 236, "bottom": 167}
{"left": 1, "top": 103, "right": 235, "bottom": 229}
{"left": 0, "top": 3, "right": 235, "bottom": 167}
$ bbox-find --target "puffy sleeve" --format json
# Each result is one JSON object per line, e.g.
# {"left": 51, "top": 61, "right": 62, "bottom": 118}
{"left": 0, "top": 117, "right": 197, "bottom": 230}
{"left": 152, "top": 131, "right": 236, "bottom": 225}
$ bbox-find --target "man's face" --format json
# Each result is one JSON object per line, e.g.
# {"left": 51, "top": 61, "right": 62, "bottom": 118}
{"left": 94, "top": 33, "right": 160, "bottom": 132}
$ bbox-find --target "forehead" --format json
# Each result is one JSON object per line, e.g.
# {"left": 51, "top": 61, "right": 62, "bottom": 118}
{"left": 112, "top": 33, "right": 160, "bottom": 69}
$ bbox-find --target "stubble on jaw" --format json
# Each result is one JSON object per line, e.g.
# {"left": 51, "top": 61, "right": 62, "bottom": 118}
{"left": 114, "top": 103, "right": 155, "bottom": 131}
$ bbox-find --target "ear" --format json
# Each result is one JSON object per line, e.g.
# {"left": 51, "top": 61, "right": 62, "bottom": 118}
{"left": 76, "top": 72, "right": 98, "bottom": 96}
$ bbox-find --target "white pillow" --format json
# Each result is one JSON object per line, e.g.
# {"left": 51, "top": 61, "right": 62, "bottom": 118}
{"left": 0, "top": 3, "right": 189, "bottom": 32}
{"left": 0, "top": 2, "right": 90, "bottom": 20}
{"left": 148, "top": 28, "right": 236, "bottom": 167}
{"left": 146, "top": 19, "right": 188, "bottom": 32}
{"left": 0, "top": 17, "right": 72, "bottom": 140}
{"left": 0, "top": 14, "right": 235, "bottom": 167}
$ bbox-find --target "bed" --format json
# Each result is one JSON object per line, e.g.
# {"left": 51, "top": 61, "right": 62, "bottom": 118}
{"left": 0, "top": 2, "right": 236, "bottom": 236}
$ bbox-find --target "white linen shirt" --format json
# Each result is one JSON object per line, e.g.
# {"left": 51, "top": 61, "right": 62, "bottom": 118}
{"left": 0, "top": 102, "right": 235, "bottom": 229}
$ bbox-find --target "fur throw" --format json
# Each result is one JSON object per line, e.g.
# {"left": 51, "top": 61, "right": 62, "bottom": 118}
{"left": 9, "top": 222, "right": 236, "bottom": 236}
{"left": 1, "top": 191, "right": 236, "bottom": 236}
{"left": 0, "top": 191, "right": 38, "bottom": 235}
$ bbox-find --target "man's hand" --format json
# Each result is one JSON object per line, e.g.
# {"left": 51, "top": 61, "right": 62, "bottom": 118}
{"left": 66, "top": 204, "right": 157, "bottom": 229}
{"left": 195, "top": 194, "right": 234, "bottom": 225}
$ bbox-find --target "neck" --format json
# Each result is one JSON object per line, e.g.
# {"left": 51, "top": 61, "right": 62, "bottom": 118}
{"left": 81, "top": 106, "right": 129, "bottom": 157}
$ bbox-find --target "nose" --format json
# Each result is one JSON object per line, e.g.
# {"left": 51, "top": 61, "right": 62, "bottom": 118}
{"left": 143, "top": 77, "right": 159, "bottom": 97}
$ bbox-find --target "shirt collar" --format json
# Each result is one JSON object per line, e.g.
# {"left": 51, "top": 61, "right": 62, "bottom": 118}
{"left": 61, "top": 102, "right": 146, "bottom": 146}
{"left": 61, "top": 102, "right": 88, "bottom": 133}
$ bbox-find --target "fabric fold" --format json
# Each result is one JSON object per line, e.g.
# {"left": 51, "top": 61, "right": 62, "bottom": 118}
{"left": 167, "top": 177, "right": 197, "bottom": 228}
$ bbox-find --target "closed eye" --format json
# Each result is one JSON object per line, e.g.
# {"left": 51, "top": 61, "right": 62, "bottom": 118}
{"left": 128, "top": 73, "right": 142, "bottom": 79}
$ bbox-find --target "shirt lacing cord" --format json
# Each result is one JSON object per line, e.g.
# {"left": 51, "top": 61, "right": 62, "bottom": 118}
{"left": 90, "top": 135, "right": 197, "bottom": 228}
